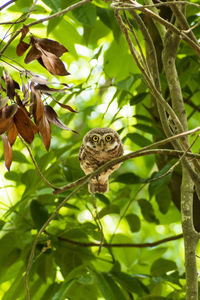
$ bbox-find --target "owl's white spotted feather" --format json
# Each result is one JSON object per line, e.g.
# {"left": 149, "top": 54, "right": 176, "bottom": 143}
{"left": 79, "top": 128, "right": 124, "bottom": 193}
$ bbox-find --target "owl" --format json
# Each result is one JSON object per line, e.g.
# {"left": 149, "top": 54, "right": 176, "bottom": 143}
{"left": 79, "top": 128, "right": 124, "bottom": 194}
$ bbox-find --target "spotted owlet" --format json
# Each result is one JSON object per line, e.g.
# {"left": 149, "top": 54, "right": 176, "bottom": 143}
{"left": 79, "top": 128, "right": 124, "bottom": 194}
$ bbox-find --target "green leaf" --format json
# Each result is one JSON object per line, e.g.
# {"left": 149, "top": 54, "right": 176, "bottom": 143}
{"left": 116, "top": 75, "right": 135, "bottom": 91}
{"left": 30, "top": 200, "right": 49, "bottom": 230}
{"left": 95, "top": 193, "right": 110, "bottom": 205}
{"left": 149, "top": 165, "right": 172, "bottom": 199}
{"left": 151, "top": 258, "right": 177, "bottom": 276}
{"left": 111, "top": 271, "right": 148, "bottom": 295}
{"left": 0, "top": 220, "right": 5, "bottom": 230}
{"left": 72, "top": 3, "right": 97, "bottom": 27}
{"left": 97, "top": 7, "right": 120, "bottom": 40}
{"left": 130, "top": 92, "right": 148, "bottom": 105}
{"left": 21, "top": 169, "right": 40, "bottom": 187}
{"left": 52, "top": 279, "right": 75, "bottom": 300}
{"left": 4, "top": 171, "right": 21, "bottom": 182}
{"left": 138, "top": 199, "right": 159, "bottom": 224}
{"left": 94, "top": 272, "right": 127, "bottom": 300}
{"left": 127, "top": 132, "right": 152, "bottom": 147}
{"left": 42, "top": 0, "right": 62, "bottom": 12}
{"left": 156, "top": 186, "right": 171, "bottom": 214}
{"left": 112, "top": 234, "right": 138, "bottom": 268}
{"left": 126, "top": 214, "right": 141, "bottom": 232}
{"left": 133, "top": 124, "right": 163, "bottom": 138}
{"left": 37, "top": 253, "right": 53, "bottom": 282}
{"left": 98, "top": 205, "right": 120, "bottom": 219}
{"left": 133, "top": 114, "right": 154, "bottom": 123}
{"left": 115, "top": 172, "right": 145, "bottom": 184}
{"left": 47, "top": 15, "right": 62, "bottom": 35}
{"left": 13, "top": 150, "right": 30, "bottom": 163}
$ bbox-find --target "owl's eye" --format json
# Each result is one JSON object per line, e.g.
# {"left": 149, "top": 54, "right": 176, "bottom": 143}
{"left": 105, "top": 135, "right": 112, "bottom": 142}
{"left": 92, "top": 135, "right": 99, "bottom": 142}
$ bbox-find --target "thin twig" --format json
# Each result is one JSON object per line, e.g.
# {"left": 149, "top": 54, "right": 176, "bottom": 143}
{"left": 148, "top": 134, "right": 200, "bottom": 183}
{"left": 91, "top": 191, "right": 104, "bottom": 254}
{"left": 0, "top": 0, "right": 16, "bottom": 11}
{"left": 56, "top": 233, "right": 183, "bottom": 248}
{"left": 19, "top": 136, "right": 58, "bottom": 190}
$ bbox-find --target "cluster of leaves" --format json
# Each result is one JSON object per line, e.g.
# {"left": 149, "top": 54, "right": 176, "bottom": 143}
{"left": 0, "top": 64, "right": 77, "bottom": 170}
{"left": 17, "top": 25, "right": 70, "bottom": 76}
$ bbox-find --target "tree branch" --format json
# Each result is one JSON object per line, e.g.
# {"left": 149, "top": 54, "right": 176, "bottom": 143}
{"left": 111, "top": 1, "right": 200, "bottom": 57}
{"left": 55, "top": 233, "right": 183, "bottom": 248}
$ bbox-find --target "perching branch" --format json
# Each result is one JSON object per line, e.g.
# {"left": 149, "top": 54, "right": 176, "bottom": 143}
{"left": 53, "top": 127, "right": 200, "bottom": 194}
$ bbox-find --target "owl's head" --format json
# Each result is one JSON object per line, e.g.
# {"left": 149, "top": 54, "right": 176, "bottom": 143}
{"left": 83, "top": 128, "right": 121, "bottom": 152}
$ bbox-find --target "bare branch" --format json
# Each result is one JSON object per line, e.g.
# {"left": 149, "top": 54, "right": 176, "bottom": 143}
{"left": 55, "top": 233, "right": 184, "bottom": 248}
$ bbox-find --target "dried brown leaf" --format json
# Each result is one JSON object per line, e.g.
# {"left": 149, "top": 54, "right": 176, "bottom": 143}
{"left": 44, "top": 105, "right": 78, "bottom": 133}
{"left": 39, "top": 49, "right": 70, "bottom": 76}
{"left": 16, "top": 40, "right": 30, "bottom": 56}
{"left": 21, "top": 24, "right": 29, "bottom": 40}
{"left": 22, "top": 80, "right": 29, "bottom": 104}
{"left": 35, "top": 84, "right": 69, "bottom": 94}
{"left": 4, "top": 103, "right": 18, "bottom": 119}
{"left": 7, "top": 120, "right": 18, "bottom": 146}
{"left": 31, "top": 36, "right": 68, "bottom": 57}
{"left": 30, "top": 83, "right": 44, "bottom": 123}
{"left": 3, "top": 71, "right": 20, "bottom": 100}
{"left": 2, "top": 133, "right": 13, "bottom": 171}
{"left": 24, "top": 45, "right": 41, "bottom": 64}
{"left": 0, "top": 104, "right": 18, "bottom": 134}
{"left": 30, "top": 76, "right": 53, "bottom": 85}
{"left": 54, "top": 101, "right": 78, "bottom": 113}
{"left": 37, "top": 114, "right": 51, "bottom": 151}
{"left": 14, "top": 107, "right": 38, "bottom": 144}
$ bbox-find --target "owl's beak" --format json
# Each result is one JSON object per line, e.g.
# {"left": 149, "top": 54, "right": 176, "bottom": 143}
{"left": 100, "top": 140, "right": 104, "bottom": 149}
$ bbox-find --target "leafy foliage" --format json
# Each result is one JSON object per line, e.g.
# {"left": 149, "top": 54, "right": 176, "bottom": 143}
{"left": 0, "top": 0, "right": 200, "bottom": 299}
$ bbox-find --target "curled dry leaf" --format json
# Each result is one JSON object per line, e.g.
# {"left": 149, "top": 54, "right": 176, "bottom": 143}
{"left": 7, "top": 120, "right": 18, "bottom": 146}
{"left": 37, "top": 113, "right": 51, "bottom": 151}
{"left": 0, "top": 104, "right": 18, "bottom": 134}
{"left": 35, "top": 84, "right": 70, "bottom": 94}
{"left": 32, "top": 37, "right": 68, "bottom": 57}
{"left": 16, "top": 24, "right": 30, "bottom": 56}
{"left": 2, "top": 133, "right": 13, "bottom": 171}
{"left": 16, "top": 41, "right": 30, "bottom": 57}
{"left": 22, "top": 80, "right": 29, "bottom": 104}
{"left": 39, "top": 48, "right": 70, "bottom": 76}
{"left": 25, "top": 45, "right": 41, "bottom": 64}
{"left": 30, "top": 76, "right": 53, "bottom": 85}
{"left": 14, "top": 107, "right": 38, "bottom": 144}
{"left": 44, "top": 105, "right": 78, "bottom": 133}
{"left": 25, "top": 35, "right": 69, "bottom": 76}
{"left": 30, "top": 83, "right": 44, "bottom": 123}
{"left": 3, "top": 71, "right": 20, "bottom": 100}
